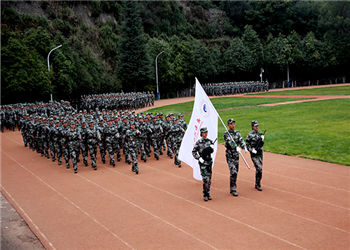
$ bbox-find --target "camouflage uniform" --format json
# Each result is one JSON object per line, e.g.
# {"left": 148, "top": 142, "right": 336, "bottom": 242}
{"left": 137, "top": 117, "right": 148, "bottom": 162}
{"left": 169, "top": 118, "right": 185, "bottom": 167}
{"left": 163, "top": 116, "right": 173, "bottom": 158}
{"left": 224, "top": 118, "right": 246, "bottom": 196}
{"left": 192, "top": 128, "right": 215, "bottom": 201}
{"left": 66, "top": 123, "right": 81, "bottom": 173}
{"left": 97, "top": 120, "right": 106, "bottom": 163}
{"left": 87, "top": 121, "right": 99, "bottom": 170}
{"left": 104, "top": 120, "right": 120, "bottom": 167}
{"left": 125, "top": 124, "right": 141, "bottom": 174}
{"left": 60, "top": 122, "right": 70, "bottom": 168}
{"left": 79, "top": 121, "right": 89, "bottom": 166}
{"left": 245, "top": 120, "right": 264, "bottom": 191}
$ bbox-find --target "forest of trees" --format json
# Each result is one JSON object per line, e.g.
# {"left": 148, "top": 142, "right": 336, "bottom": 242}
{"left": 1, "top": 1, "right": 349, "bottom": 104}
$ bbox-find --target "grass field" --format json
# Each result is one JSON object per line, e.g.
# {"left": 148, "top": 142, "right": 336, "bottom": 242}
{"left": 148, "top": 98, "right": 350, "bottom": 166}
{"left": 250, "top": 85, "right": 350, "bottom": 96}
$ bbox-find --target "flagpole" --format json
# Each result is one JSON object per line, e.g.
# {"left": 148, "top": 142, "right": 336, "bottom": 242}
{"left": 206, "top": 91, "right": 251, "bottom": 170}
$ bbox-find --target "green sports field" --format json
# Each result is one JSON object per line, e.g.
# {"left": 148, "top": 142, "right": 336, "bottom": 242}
{"left": 250, "top": 85, "right": 350, "bottom": 96}
{"left": 147, "top": 97, "right": 350, "bottom": 166}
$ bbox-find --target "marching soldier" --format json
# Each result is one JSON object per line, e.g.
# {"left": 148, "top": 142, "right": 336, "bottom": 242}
{"left": 125, "top": 122, "right": 141, "bottom": 174}
{"left": 66, "top": 121, "right": 81, "bottom": 173}
{"left": 245, "top": 120, "right": 264, "bottom": 191}
{"left": 192, "top": 127, "right": 215, "bottom": 201}
{"left": 224, "top": 118, "right": 247, "bottom": 196}
{"left": 169, "top": 117, "right": 185, "bottom": 167}
{"left": 87, "top": 119, "right": 99, "bottom": 170}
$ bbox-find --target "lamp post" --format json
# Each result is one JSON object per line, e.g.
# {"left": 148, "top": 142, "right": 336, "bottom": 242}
{"left": 47, "top": 44, "right": 62, "bottom": 101}
{"left": 155, "top": 51, "right": 164, "bottom": 100}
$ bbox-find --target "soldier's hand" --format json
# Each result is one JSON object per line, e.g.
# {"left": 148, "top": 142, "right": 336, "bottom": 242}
{"left": 244, "top": 147, "right": 248, "bottom": 153}
{"left": 210, "top": 144, "right": 214, "bottom": 149}
{"left": 236, "top": 147, "right": 241, "bottom": 153}
{"left": 199, "top": 157, "right": 204, "bottom": 164}
{"left": 252, "top": 148, "right": 257, "bottom": 154}
{"left": 261, "top": 135, "right": 264, "bottom": 141}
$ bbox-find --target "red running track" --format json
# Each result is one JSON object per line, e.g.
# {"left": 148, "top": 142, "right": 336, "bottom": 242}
{"left": 1, "top": 130, "right": 349, "bottom": 249}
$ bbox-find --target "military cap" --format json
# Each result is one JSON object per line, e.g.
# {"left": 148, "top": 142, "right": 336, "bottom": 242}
{"left": 55, "top": 120, "right": 60, "bottom": 124}
{"left": 130, "top": 121, "right": 135, "bottom": 126}
{"left": 70, "top": 121, "right": 75, "bottom": 125}
{"left": 227, "top": 118, "right": 235, "bottom": 124}
{"left": 159, "top": 113, "right": 163, "bottom": 116}
{"left": 169, "top": 113, "right": 174, "bottom": 116}
{"left": 173, "top": 117, "right": 178, "bottom": 121}
{"left": 200, "top": 127, "right": 208, "bottom": 133}
{"left": 251, "top": 120, "right": 259, "bottom": 126}
{"left": 151, "top": 116, "right": 156, "bottom": 119}
{"left": 178, "top": 113, "right": 183, "bottom": 117}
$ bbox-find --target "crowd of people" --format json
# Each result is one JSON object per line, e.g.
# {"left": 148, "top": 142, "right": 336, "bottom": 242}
{"left": 202, "top": 81, "right": 269, "bottom": 96}
{"left": 80, "top": 92, "right": 155, "bottom": 111}
{"left": 2, "top": 101, "right": 187, "bottom": 174}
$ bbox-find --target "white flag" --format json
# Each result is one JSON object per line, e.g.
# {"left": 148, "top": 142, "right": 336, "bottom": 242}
{"left": 178, "top": 78, "right": 218, "bottom": 180}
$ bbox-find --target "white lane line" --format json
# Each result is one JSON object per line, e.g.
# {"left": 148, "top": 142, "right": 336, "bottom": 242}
{"left": 5, "top": 134, "right": 350, "bottom": 210}
{"left": 7, "top": 133, "right": 349, "bottom": 191}
{"left": 146, "top": 164, "right": 350, "bottom": 234}
{"left": 214, "top": 156, "right": 350, "bottom": 193}
{"left": 78, "top": 174, "right": 218, "bottom": 250}
{"left": 1, "top": 187, "right": 56, "bottom": 250}
{"left": 215, "top": 172, "right": 350, "bottom": 211}
{"left": 2, "top": 152, "right": 135, "bottom": 250}
{"left": 104, "top": 166, "right": 305, "bottom": 249}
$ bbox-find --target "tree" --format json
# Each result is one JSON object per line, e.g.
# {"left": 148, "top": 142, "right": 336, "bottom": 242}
{"left": 2, "top": 37, "right": 51, "bottom": 103}
{"left": 117, "top": 1, "right": 152, "bottom": 92}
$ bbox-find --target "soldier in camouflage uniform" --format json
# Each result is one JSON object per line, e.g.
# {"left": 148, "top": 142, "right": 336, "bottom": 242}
{"left": 48, "top": 118, "right": 56, "bottom": 160}
{"left": 42, "top": 118, "right": 50, "bottom": 159}
{"left": 105, "top": 118, "right": 120, "bottom": 167}
{"left": 79, "top": 119, "right": 89, "bottom": 166}
{"left": 169, "top": 117, "right": 185, "bottom": 167}
{"left": 52, "top": 120, "right": 62, "bottom": 165}
{"left": 163, "top": 115, "right": 173, "bottom": 158}
{"left": 125, "top": 122, "right": 141, "bottom": 174}
{"left": 66, "top": 121, "right": 81, "bottom": 173}
{"left": 192, "top": 127, "right": 215, "bottom": 201}
{"left": 137, "top": 116, "right": 148, "bottom": 162}
{"left": 149, "top": 116, "right": 161, "bottom": 160}
{"left": 87, "top": 120, "right": 99, "bottom": 170}
{"left": 97, "top": 119, "right": 106, "bottom": 164}
{"left": 224, "top": 118, "right": 248, "bottom": 196}
{"left": 245, "top": 120, "right": 264, "bottom": 191}
{"left": 178, "top": 113, "right": 187, "bottom": 130}
{"left": 60, "top": 120, "right": 70, "bottom": 168}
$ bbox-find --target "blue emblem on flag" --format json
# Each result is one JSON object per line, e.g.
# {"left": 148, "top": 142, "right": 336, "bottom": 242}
{"left": 203, "top": 104, "right": 207, "bottom": 112}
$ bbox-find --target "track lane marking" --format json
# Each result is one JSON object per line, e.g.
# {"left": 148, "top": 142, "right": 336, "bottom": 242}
{"left": 2, "top": 152, "right": 135, "bottom": 250}
{"left": 1, "top": 187, "right": 56, "bottom": 250}
{"left": 78, "top": 174, "right": 218, "bottom": 250}
{"left": 5, "top": 134, "right": 350, "bottom": 211}
{"left": 102, "top": 166, "right": 305, "bottom": 249}
{"left": 144, "top": 163, "right": 350, "bottom": 234}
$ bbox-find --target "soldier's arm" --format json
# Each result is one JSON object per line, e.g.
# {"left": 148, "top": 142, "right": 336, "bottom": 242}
{"left": 192, "top": 141, "right": 200, "bottom": 160}
{"left": 245, "top": 133, "right": 253, "bottom": 152}
{"left": 237, "top": 132, "right": 246, "bottom": 148}
{"left": 224, "top": 131, "right": 237, "bottom": 149}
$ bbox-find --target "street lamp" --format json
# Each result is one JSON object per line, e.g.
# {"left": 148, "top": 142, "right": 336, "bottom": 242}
{"left": 155, "top": 50, "right": 164, "bottom": 100}
{"left": 47, "top": 44, "right": 62, "bottom": 101}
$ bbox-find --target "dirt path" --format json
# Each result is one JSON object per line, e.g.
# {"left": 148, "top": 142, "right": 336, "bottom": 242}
{"left": 138, "top": 83, "right": 350, "bottom": 111}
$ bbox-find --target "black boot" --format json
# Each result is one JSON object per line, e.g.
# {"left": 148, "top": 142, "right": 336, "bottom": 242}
{"left": 230, "top": 173, "right": 238, "bottom": 196}
{"left": 255, "top": 172, "right": 263, "bottom": 191}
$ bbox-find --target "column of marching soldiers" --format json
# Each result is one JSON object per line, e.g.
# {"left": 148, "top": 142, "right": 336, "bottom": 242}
{"left": 203, "top": 81, "right": 269, "bottom": 96}
{"left": 1, "top": 99, "right": 187, "bottom": 175}
{"left": 80, "top": 91, "right": 155, "bottom": 111}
